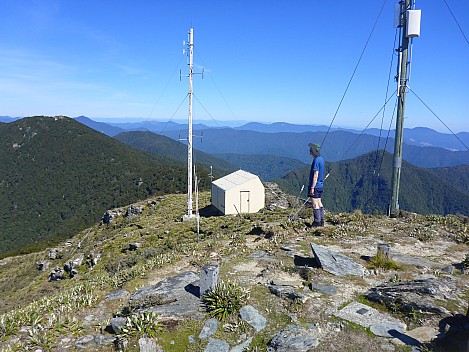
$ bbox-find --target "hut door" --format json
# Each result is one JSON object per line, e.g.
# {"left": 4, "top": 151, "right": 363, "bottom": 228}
{"left": 240, "top": 191, "right": 250, "bottom": 213}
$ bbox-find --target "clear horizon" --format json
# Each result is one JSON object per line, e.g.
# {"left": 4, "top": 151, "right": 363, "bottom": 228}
{"left": 1, "top": 1, "right": 467, "bottom": 133}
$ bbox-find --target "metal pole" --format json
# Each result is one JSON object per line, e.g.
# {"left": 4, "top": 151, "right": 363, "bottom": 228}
{"left": 187, "top": 28, "right": 194, "bottom": 218}
{"left": 390, "top": 0, "right": 411, "bottom": 215}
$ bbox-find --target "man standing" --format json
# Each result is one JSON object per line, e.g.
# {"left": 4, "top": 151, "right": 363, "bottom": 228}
{"left": 308, "top": 143, "right": 325, "bottom": 227}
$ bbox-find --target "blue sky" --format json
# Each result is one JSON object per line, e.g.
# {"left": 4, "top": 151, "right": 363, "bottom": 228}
{"left": 0, "top": 0, "right": 467, "bottom": 132}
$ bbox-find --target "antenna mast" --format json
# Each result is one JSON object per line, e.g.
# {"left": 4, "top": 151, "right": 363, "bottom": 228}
{"left": 390, "top": 0, "right": 421, "bottom": 215}
{"left": 185, "top": 27, "right": 195, "bottom": 219}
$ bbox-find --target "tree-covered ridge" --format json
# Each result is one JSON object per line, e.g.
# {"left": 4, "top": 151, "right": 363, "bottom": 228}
{"left": 114, "top": 131, "right": 237, "bottom": 177}
{"left": 0, "top": 116, "right": 205, "bottom": 254}
{"left": 276, "top": 151, "right": 469, "bottom": 216}
{"left": 212, "top": 153, "right": 307, "bottom": 181}
{"left": 429, "top": 164, "right": 469, "bottom": 194}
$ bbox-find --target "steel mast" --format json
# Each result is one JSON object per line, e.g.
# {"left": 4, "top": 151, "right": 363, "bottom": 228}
{"left": 185, "top": 28, "right": 195, "bottom": 219}
{"left": 390, "top": 0, "right": 420, "bottom": 215}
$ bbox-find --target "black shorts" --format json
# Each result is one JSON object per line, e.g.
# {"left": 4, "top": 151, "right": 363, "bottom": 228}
{"left": 312, "top": 188, "right": 323, "bottom": 199}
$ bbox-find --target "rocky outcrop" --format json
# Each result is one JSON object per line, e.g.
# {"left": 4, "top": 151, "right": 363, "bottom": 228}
{"left": 102, "top": 209, "right": 123, "bottom": 224}
{"left": 364, "top": 278, "right": 454, "bottom": 315}
{"left": 124, "top": 205, "right": 144, "bottom": 219}
{"left": 129, "top": 271, "right": 202, "bottom": 319}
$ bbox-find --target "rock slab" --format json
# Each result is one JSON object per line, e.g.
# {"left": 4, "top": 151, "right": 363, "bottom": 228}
{"left": 129, "top": 271, "right": 201, "bottom": 318}
{"left": 240, "top": 305, "right": 266, "bottom": 332}
{"left": 333, "top": 301, "right": 406, "bottom": 336}
{"left": 267, "top": 325, "right": 320, "bottom": 352}
{"left": 310, "top": 243, "right": 365, "bottom": 276}
{"left": 199, "top": 318, "right": 219, "bottom": 339}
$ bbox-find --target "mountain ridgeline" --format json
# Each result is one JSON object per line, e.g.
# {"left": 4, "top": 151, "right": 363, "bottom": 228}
{"left": 73, "top": 117, "right": 469, "bottom": 167}
{"left": 276, "top": 151, "right": 469, "bottom": 216}
{"left": 0, "top": 116, "right": 210, "bottom": 255}
{"left": 114, "top": 131, "right": 237, "bottom": 178}
{"left": 1, "top": 116, "right": 468, "bottom": 256}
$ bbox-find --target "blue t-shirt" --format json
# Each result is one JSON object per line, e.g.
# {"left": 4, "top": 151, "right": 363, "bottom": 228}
{"left": 309, "top": 156, "right": 325, "bottom": 189}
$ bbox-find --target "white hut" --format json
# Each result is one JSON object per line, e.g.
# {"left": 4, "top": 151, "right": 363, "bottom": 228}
{"left": 211, "top": 170, "right": 265, "bottom": 215}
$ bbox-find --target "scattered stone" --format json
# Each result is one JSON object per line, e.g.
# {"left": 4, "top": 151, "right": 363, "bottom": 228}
{"left": 200, "top": 264, "right": 219, "bottom": 297}
{"left": 239, "top": 305, "right": 266, "bottom": 332}
{"left": 102, "top": 209, "right": 123, "bottom": 224}
{"left": 391, "top": 253, "right": 440, "bottom": 268}
{"left": 48, "top": 267, "right": 65, "bottom": 281}
{"left": 75, "top": 335, "right": 95, "bottom": 349}
{"left": 310, "top": 283, "right": 337, "bottom": 295}
{"left": 365, "top": 278, "right": 452, "bottom": 315}
{"left": 36, "top": 261, "right": 49, "bottom": 271}
{"left": 124, "top": 205, "right": 144, "bottom": 219}
{"left": 310, "top": 243, "right": 365, "bottom": 276}
{"left": 94, "top": 334, "right": 116, "bottom": 346}
{"left": 110, "top": 317, "right": 127, "bottom": 334}
{"left": 64, "top": 260, "right": 79, "bottom": 278}
{"left": 199, "top": 318, "right": 218, "bottom": 339}
{"left": 406, "top": 326, "right": 438, "bottom": 343}
{"left": 268, "top": 285, "right": 309, "bottom": 303}
{"left": 249, "top": 251, "right": 277, "bottom": 262}
{"left": 129, "top": 242, "right": 141, "bottom": 251}
{"left": 139, "top": 337, "right": 162, "bottom": 352}
{"left": 333, "top": 301, "right": 406, "bottom": 335}
{"left": 205, "top": 338, "right": 230, "bottom": 352}
{"left": 48, "top": 248, "right": 62, "bottom": 260}
{"left": 270, "top": 278, "right": 303, "bottom": 287}
{"left": 441, "top": 265, "right": 455, "bottom": 274}
{"left": 267, "top": 325, "right": 320, "bottom": 352}
{"left": 105, "top": 290, "right": 130, "bottom": 301}
{"left": 131, "top": 271, "right": 202, "bottom": 318}
{"left": 0, "top": 258, "right": 12, "bottom": 266}
{"left": 369, "top": 321, "right": 407, "bottom": 337}
{"left": 75, "top": 334, "right": 115, "bottom": 349}
{"left": 281, "top": 244, "right": 300, "bottom": 252}
{"left": 130, "top": 271, "right": 198, "bottom": 307}
{"left": 230, "top": 337, "right": 253, "bottom": 352}
{"left": 188, "top": 335, "right": 195, "bottom": 344}
{"left": 87, "top": 252, "right": 102, "bottom": 268}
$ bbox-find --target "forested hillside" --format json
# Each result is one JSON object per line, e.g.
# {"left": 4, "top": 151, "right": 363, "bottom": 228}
{"left": 212, "top": 153, "right": 307, "bottom": 181}
{"left": 0, "top": 116, "right": 206, "bottom": 255}
{"left": 276, "top": 151, "right": 469, "bottom": 216}
{"left": 114, "top": 131, "right": 236, "bottom": 177}
{"left": 160, "top": 128, "right": 469, "bottom": 167}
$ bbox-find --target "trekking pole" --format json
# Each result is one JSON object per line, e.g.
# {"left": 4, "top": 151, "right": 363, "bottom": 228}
{"left": 289, "top": 197, "right": 310, "bottom": 222}
{"left": 288, "top": 185, "right": 304, "bottom": 221}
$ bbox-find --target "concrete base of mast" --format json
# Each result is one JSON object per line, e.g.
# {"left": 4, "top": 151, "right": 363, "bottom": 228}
{"left": 182, "top": 214, "right": 198, "bottom": 222}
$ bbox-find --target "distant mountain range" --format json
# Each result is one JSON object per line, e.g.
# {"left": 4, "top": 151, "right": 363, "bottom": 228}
{"left": 68, "top": 117, "right": 469, "bottom": 167}
{"left": 3, "top": 116, "right": 468, "bottom": 152}
{"left": 276, "top": 151, "right": 469, "bottom": 216}
{"left": 158, "top": 128, "right": 469, "bottom": 168}
{"left": 114, "top": 131, "right": 237, "bottom": 177}
{"left": 0, "top": 116, "right": 204, "bottom": 255}
{"left": 1, "top": 116, "right": 467, "bottom": 255}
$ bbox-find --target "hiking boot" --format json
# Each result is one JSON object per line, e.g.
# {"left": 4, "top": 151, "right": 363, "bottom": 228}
{"left": 311, "top": 221, "right": 322, "bottom": 228}
{"left": 320, "top": 220, "right": 325, "bottom": 227}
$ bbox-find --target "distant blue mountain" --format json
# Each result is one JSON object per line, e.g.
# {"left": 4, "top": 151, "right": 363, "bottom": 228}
{"left": 159, "top": 128, "right": 469, "bottom": 168}
{"left": 236, "top": 122, "right": 468, "bottom": 151}
{"left": 0, "top": 116, "right": 22, "bottom": 123}
{"left": 74, "top": 116, "right": 126, "bottom": 136}
{"left": 72, "top": 117, "right": 469, "bottom": 166}
{"left": 235, "top": 122, "right": 333, "bottom": 133}
{"left": 361, "top": 126, "right": 469, "bottom": 151}
{"left": 107, "top": 120, "right": 214, "bottom": 134}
